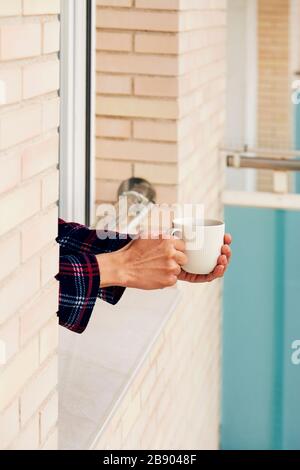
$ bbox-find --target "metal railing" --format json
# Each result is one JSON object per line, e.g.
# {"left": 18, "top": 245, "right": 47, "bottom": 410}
{"left": 226, "top": 153, "right": 300, "bottom": 172}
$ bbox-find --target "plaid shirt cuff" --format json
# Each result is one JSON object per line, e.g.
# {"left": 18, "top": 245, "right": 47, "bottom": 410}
{"left": 98, "top": 285, "right": 126, "bottom": 305}
{"left": 56, "top": 218, "right": 132, "bottom": 334}
{"left": 56, "top": 252, "right": 100, "bottom": 334}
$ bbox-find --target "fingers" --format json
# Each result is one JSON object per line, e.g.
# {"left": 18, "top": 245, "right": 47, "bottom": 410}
{"left": 168, "top": 232, "right": 232, "bottom": 284}
{"left": 217, "top": 254, "right": 228, "bottom": 266}
{"left": 166, "top": 259, "right": 181, "bottom": 277}
{"left": 171, "top": 237, "right": 186, "bottom": 253}
{"left": 221, "top": 244, "right": 231, "bottom": 256}
{"left": 206, "top": 264, "right": 225, "bottom": 281}
{"left": 174, "top": 249, "right": 188, "bottom": 266}
{"left": 224, "top": 233, "right": 232, "bottom": 245}
{"left": 221, "top": 245, "right": 231, "bottom": 266}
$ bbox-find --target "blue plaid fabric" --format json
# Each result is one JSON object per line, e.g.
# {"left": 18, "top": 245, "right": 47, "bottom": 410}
{"left": 56, "top": 219, "right": 131, "bottom": 334}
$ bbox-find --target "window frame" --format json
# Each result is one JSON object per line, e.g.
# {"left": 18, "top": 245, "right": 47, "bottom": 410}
{"left": 59, "top": 0, "right": 95, "bottom": 226}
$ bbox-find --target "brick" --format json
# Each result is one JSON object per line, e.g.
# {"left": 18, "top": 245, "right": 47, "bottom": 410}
{"left": 9, "top": 415, "right": 39, "bottom": 450}
{"left": 40, "top": 243, "right": 59, "bottom": 287}
{"left": 0, "top": 180, "right": 40, "bottom": 237}
{"left": 0, "top": 257, "right": 40, "bottom": 325}
{"left": 96, "top": 117, "right": 131, "bottom": 138}
{"left": 20, "top": 283, "right": 58, "bottom": 346}
{"left": 179, "top": 0, "right": 212, "bottom": 8}
{"left": 140, "top": 365, "right": 157, "bottom": 406}
{"left": 23, "top": 0, "right": 60, "bottom": 15}
{"left": 96, "top": 139, "right": 177, "bottom": 162}
{"left": 136, "top": 0, "right": 180, "bottom": 8}
{"left": 134, "top": 162, "right": 177, "bottom": 184}
{"left": 97, "top": 0, "right": 132, "bottom": 5}
{"left": 135, "top": 33, "right": 178, "bottom": 54}
{"left": 92, "top": 0, "right": 226, "bottom": 451}
{"left": 96, "top": 159, "right": 132, "bottom": 179}
{"left": 0, "top": 400, "right": 19, "bottom": 449}
{"left": 96, "top": 9, "right": 178, "bottom": 32}
{"left": 0, "top": 152, "right": 21, "bottom": 195}
{"left": 96, "top": 74, "right": 132, "bottom": 95}
{"left": 42, "top": 169, "right": 59, "bottom": 208}
{"left": 134, "top": 76, "right": 178, "bottom": 97}
{"left": 96, "top": 180, "right": 120, "bottom": 202}
{"left": 131, "top": 358, "right": 151, "bottom": 396}
{"left": 96, "top": 31, "right": 132, "bottom": 52}
{"left": 0, "top": 0, "right": 21, "bottom": 16}
{"left": 42, "top": 98, "right": 60, "bottom": 132}
{"left": 0, "top": 104, "right": 42, "bottom": 150}
{"left": 122, "top": 392, "right": 141, "bottom": 440}
{"left": 21, "top": 134, "right": 59, "bottom": 180}
{"left": 0, "top": 68, "right": 22, "bottom": 105}
{"left": 0, "top": 338, "right": 39, "bottom": 411}
{"left": 179, "top": 30, "right": 207, "bottom": 54}
{"left": 43, "top": 21, "right": 60, "bottom": 54}
{"left": 0, "top": 317, "right": 19, "bottom": 365}
{"left": 23, "top": 59, "right": 60, "bottom": 99}
{"left": 155, "top": 184, "right": 177, "bottom": 204}
{"left": 96, "top": 96, "right": 178, "bottom": 119}
{"left": 0, "top": 230, "right": 20, "bottom": 282}
{"left": 20, "top": 355, "right": 57, "bottom": 425}
{"left": 40, "top": 391, "right": 58, "bottom": 443}
{"left": 133, "top": 120, "right": 177, "bottom": 142}
{"left": 39, "top": 317, "right": 58, "bottom": 364}
{"left": 96, "top": 52, "right": 177, "bottom": 76}
{"left": 0, "top": 23, "right": 41, "bottom": 61}
{"left": 149, "top": 334, "right": 165, "bottom": 364}
{"left": 21, "top": 206, "right": 58, "bottom": 261}
{"left": 41, "top": 427, "right": 57, "bottom": 450}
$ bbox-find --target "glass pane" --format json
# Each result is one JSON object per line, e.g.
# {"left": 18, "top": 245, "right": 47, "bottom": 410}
{"left": 225, "top": 0, "right": 300, "bottom": 195}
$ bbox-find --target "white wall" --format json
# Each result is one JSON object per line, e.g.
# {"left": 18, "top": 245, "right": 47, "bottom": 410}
{"left": 225, "top": 0, "right": 257, "bottom": 192}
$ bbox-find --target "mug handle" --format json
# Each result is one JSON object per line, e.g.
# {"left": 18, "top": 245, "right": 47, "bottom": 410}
{"left": 169, "top": 227, "right": 183, "bottom": 239}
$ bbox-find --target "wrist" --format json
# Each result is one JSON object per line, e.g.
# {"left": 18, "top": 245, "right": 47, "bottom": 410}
{"left": 96, "top": 251, "right": 128, "bottom": 288}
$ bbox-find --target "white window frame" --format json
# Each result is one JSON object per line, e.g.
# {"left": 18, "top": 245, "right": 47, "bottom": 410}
{"left": 59, "top": 0, "right": 95, "bottom": 226}
{"left": 225, "top": 0, "right": 257, "bottom": 192}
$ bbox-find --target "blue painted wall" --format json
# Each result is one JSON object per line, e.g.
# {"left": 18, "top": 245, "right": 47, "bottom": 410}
{"left": 222, "top": 206, "right": 300, "bottom": 449}
{"left": 295, "top": 104, "right": 300, "bottom": 193}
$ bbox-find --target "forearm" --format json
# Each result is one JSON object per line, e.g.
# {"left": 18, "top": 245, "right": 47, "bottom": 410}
{"left": 96, "top": 250, "right": 128, "bottom": 288}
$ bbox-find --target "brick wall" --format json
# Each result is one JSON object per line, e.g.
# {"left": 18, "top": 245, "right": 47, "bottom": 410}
{"left": 0, "top": 0, "right": 60, "bottom": 450}
{"left": 95, "top": 0, "right": 179, "bottom": 205}
{"left": 95, "top": 0, "right": 226, "bottom": 449}
{"left": 257, "top": 0, "right": 292, "bottom": 191}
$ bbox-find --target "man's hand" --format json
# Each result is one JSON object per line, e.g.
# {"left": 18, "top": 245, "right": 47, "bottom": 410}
{"left": 178, "top": 233, "right": 232, "bottom": 283}
{"left": 97, "top": 235, "right": 187, "bottom": 289}
{"left": 97, "top": 233, "right": 232, "bottom": 289}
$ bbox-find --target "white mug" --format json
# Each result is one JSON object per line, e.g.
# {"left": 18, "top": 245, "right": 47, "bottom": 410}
{"left": 171, "top": 218, "right": 225, "bottom": 275}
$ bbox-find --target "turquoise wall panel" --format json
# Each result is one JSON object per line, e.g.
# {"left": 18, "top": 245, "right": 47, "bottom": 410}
{"left": 222, "top": 206, "right": 300, "bottom": 449}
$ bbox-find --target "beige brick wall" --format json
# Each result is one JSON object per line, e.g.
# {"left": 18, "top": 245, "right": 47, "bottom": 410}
{"left": 257, "top": 0, "right": 292, "bottom": 191}
{"left": 0, "top": 1, "right": 60, "bottom": 450}
{"left": 95, "top": 0, "right": 226, "bottom": 449}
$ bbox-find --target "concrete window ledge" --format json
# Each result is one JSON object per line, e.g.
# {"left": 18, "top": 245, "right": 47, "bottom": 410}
{"left": 59, "top": 286, "right": 182, "bottom": 450}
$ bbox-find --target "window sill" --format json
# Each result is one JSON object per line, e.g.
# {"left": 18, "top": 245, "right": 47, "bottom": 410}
{"left": 59, "top": 286, "right": 182, "bottom": 450}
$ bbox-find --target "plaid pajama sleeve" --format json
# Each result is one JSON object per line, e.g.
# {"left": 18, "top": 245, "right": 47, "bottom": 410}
{"left": 55, "top": 218, "right": 132, "bottom": 334}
